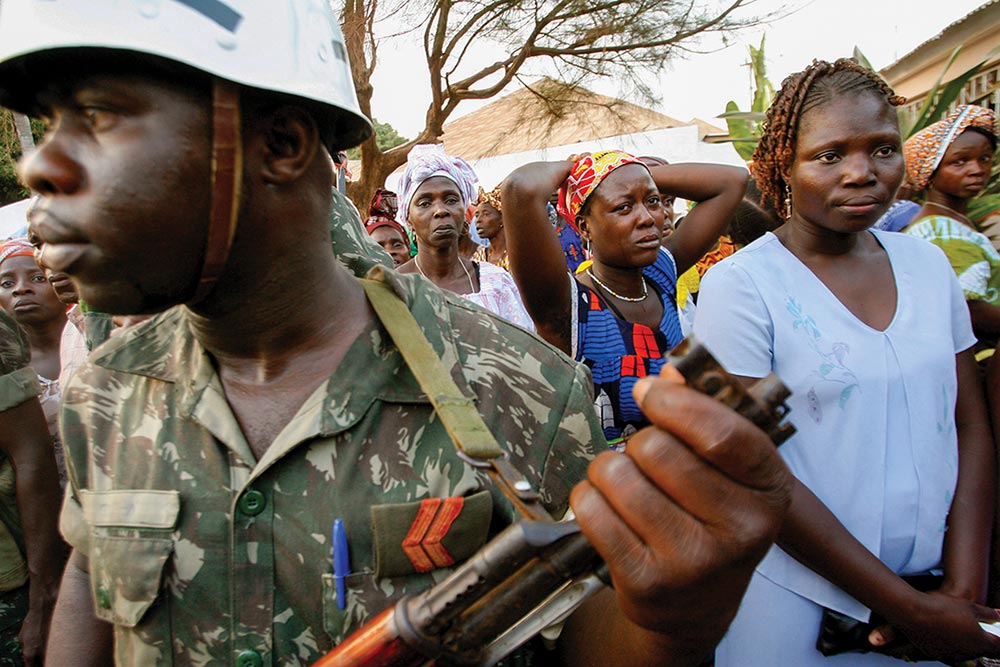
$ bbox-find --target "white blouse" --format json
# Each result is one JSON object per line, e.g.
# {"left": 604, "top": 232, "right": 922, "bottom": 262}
{"left": 694, "top": 230, "right": 974, "bottom": 621}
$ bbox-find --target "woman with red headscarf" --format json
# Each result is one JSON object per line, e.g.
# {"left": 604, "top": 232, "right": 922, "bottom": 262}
{"left": 363, "top": 189, "right": 411, "bottom": 267}
{"left": 0, "top": 238, "right": 66, "bottom": 437}
{"left": 503, "top": 152, "right": 747, "bottom": 447}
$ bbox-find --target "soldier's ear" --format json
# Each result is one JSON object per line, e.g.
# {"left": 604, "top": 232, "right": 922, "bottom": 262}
{"left": 251, "top": 104, "right": 321, "bottom": 185}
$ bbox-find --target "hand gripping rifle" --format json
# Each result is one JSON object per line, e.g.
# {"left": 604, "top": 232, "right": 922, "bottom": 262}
{"left": 315, "top": 277, "right": 796, "bottom": 667}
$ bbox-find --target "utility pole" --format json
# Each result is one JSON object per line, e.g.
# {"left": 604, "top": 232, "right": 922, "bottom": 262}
{"left": 12, "top": 112, "right": 33, "bottom": 153}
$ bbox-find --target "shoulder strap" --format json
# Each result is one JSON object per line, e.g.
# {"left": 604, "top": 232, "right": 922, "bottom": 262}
{"left": 360, "top": 272, "right": 552, "bottom": 521}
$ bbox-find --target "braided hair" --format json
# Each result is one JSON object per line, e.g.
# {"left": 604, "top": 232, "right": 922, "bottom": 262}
{"left": 753, "top": 58, "right": 906, "bottom": 216}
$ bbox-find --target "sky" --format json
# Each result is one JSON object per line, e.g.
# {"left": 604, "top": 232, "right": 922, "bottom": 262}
{"left": 367, "top": 0, "right": 992, "bottom": 139}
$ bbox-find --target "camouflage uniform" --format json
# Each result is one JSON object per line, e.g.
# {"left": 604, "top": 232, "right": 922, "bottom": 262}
{"left": 328, "top": 187, "right": 394, "bottom": 275}
{"left": 58, "top": 199, "right": 603, "bottom": 664}
{"left": 0, "top": 310, "right": 41, "bottom": 665}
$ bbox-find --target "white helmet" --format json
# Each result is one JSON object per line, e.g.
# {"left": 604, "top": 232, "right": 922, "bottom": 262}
{"left": 0, "top": 0, "right": 372, "bottom": 150}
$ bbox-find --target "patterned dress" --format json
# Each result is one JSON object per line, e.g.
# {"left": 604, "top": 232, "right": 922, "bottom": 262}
{"left": 571, "top": 248, "right": 683, "bottom": 446}
{"left": 903, "top": 214, "right": 1000, "bottom": 306}
{"left": 461, "top": 261, "right": 535, "bottom": 331}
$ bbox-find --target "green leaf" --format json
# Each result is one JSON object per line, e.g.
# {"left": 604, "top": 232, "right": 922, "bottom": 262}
{"left": 852, "top": 46, "right": 874, "bottom": 72}
{"left": 906, "top": 44, "right": 1000, "bottom": 136}
{"left": 908, "top": 46, "right": 965, "bottom": 134}
{"left": 723, "top": 100, "right": 757, "bottom": 161}
{"left": 750, "top": 36, "right": 774, "bottom": 113}
{"left": 969, "top": 194, "right": 1000, "bottom": 223}
{"left": 716, "top": 110, "right": 767, "bottom": 121}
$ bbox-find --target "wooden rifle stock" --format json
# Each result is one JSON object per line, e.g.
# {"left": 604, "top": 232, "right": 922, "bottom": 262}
{"left": 312, "top": 607, "right": 426, "bottom": 667}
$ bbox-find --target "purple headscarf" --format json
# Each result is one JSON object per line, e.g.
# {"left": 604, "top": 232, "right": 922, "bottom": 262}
{"left": 396, "top": 144, "right": 478, "bottom": 224}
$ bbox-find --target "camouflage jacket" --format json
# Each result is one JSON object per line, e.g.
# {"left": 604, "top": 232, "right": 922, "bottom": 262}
{"left": 59, "top": 255, "right": 602, "bottom": 665}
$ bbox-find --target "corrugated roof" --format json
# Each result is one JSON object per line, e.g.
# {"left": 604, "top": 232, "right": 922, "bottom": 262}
{"left": 880, "top": 0, "right": 1000, "bottom": 79}
{"left": 440, "top": 78, "right": 721, "bottom": 160}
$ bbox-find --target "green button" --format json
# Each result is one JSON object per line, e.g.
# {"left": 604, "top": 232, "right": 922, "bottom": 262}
{"left": 236, "top": 649, "right": 261, "bottom": 667}
{"left": 96, "top": 586, "right": 111, "bottom": 609}
{"left": 239, "top": 490, "right": 265, "bottom": 516}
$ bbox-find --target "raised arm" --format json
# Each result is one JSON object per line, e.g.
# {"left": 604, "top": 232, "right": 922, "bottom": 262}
{"left": 501, "top": 160, "right": 578, "bottom": 354}
{"left": 651, "top": 163, "right": 748, "bottom": 276}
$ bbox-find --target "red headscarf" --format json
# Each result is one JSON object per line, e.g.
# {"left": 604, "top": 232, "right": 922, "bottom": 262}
{"left": 364, "top": 189, "right": 409, "bottom": 246}
{"left": 0, "top": 237, "right": 34, "bottom": 267}
{"left": 556, "top": 150, "right": 645, "bottom": 231}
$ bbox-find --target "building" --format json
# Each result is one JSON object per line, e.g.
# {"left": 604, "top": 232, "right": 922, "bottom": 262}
{"left": 880, "top": 0, "right": 1000, "bottom": 117}
{"left": 383, "top": 78, "right": 740, "bottom": 190}
{"left": 439, "top": 78, "right": 722, "bottom": 162}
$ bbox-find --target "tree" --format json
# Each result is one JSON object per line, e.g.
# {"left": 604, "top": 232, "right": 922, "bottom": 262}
{"left": 0, "top": 109, "right": 39, "bottom": 206}
{"left": 346, "top": 118, "right": 409, "bottom": 161}
{"left": 339, "top": 0, "right": 770, "bottom": 209}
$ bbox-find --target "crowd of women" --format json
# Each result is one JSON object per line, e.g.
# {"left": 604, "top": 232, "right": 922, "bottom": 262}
{"left": 2, "top": 56, "right": 1000, "bottom": 664}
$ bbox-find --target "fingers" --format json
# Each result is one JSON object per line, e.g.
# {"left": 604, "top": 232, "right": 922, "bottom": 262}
{"left": 657, "top": 363, "right": 685, "bottom": 384}
{"left": 625, "top": 424, "right": 784, "bottom": 549}
{"left": 571, "top": 421, "right": 783, "bottom": 594}
{"left": 868, "top": 624, "right": 895, "bottom": 647}
{"left": 570, "top": 449, "right": 700, "bottom": 577}
{"left": 975, "top": 605, "right": 1000, "bottom": 624}
{"left": 633, "top": 376, "right": 789, "bottom": 493}
{"left": 568, "top": 370, "right": 792, "bottom": 636}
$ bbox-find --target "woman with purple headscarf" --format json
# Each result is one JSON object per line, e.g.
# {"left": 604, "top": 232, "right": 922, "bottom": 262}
{"left": 395, "top": 144, "right": 534, "bottom": 330}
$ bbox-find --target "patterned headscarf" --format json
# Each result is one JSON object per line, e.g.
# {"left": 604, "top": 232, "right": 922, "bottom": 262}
{"left": 397, "top": 144, "right": 478, "bottom": 223}
{"left": 368, "top": 188, "right": 398, "bottom": 221}
{"left": 477, "top": 184, "right": 502, "bottom": 213}
{"left": 556, "top": 150, "right": 645, "bottom": 229}
{"left": 904, "top": 105, "right": 998, "bottom": 192}
{"left": 0, "top": 237, "right": 34, "bottom": 267}
{"left": 363, "top": 188, "right": 409, "bottom": 245}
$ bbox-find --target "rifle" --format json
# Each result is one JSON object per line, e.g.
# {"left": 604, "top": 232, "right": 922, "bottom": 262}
{"left": 314, "top": 334, "right": 794, "bottom": 667}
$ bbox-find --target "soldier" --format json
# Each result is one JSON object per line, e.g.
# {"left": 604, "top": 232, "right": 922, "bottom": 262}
{"left": 0, "top": 2, "right": 790, "bottom": 666}
{"left": 0, "top": 310, "right": 65, "bottom": 666}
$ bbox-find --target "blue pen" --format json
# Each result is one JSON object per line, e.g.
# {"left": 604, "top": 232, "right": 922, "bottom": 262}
{"left": 332, "top": 518, "right": 351, "bottom": 610}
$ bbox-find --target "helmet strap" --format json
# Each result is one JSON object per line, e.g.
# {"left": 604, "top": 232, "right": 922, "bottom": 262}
{"left": 190, "top": 78, "right": 242, "bottom": 304}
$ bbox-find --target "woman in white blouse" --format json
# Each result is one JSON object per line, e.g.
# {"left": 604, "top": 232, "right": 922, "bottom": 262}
{"left": 695, "top": 59, "right": 998, "bottom": 665}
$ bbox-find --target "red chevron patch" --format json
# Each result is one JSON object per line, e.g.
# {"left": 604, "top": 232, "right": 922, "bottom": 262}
{"left": 401, "top": 497, "right": 465, "bottom": 572}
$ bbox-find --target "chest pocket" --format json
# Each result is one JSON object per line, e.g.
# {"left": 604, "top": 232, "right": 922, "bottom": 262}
{"left": 80, "top": 489, "right": 179, "bottom": 627}
{"left": 322, "top": 490, "right": 493, "bottom": 644}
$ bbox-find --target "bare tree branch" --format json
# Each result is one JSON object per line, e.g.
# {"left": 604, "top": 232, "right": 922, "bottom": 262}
{"left": 341, "top": 0, "right": 777, "bottom": 209}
